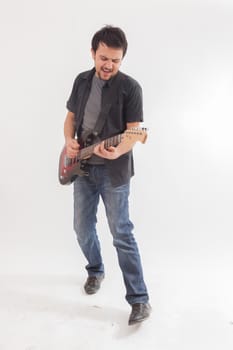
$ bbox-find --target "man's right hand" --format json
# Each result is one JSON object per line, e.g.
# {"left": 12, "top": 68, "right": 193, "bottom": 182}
{"left": 65, "top": 138, "right": 80, "bottom": 158}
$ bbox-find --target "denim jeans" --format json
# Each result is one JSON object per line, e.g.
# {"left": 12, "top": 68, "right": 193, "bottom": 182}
{"left": 73, "top": 164, "right": 149, "bottom": 305}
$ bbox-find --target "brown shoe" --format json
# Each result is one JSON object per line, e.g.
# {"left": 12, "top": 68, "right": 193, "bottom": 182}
{"left": 84, "top": 275, "right": 104, "bottom": 295}
{"left": 128, "top": 303, "right": 151, "bottom": 326}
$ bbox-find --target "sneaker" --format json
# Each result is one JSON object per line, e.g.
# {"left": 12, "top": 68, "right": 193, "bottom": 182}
{"left": 84, "top": 275, "right": 104, "bottom": 295}
{"left": 128, "top": 303, "right": 151, "bottom": 325}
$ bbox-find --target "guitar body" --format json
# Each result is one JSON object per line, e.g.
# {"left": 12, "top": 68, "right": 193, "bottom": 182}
{"left": 58, "top": 146, "right": 89, "bottom": 185}
{"left": 58, "top": 128, "right": 147, "bottom": 185}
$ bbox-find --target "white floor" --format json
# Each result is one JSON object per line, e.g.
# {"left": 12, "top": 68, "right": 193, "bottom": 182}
{"left": 1, "top": 231, "right": 233, "bottom": 350}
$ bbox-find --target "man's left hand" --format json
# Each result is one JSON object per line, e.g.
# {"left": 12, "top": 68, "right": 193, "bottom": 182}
{"left": 93, "top": 142, "right": 121, "bottom": 159}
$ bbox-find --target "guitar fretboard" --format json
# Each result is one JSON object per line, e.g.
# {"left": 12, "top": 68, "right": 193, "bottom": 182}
{"left": 78, "top": 134, "right": 123, "bottom": 160}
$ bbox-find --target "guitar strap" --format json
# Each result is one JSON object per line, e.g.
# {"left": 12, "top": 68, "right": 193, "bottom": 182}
{"left": 91, "top": 102, "right": 112, "bottom": 139}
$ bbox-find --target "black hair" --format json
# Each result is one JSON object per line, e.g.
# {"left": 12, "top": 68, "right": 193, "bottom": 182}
{"left": 91, "top": 25, "right": 128, "bottom": 57}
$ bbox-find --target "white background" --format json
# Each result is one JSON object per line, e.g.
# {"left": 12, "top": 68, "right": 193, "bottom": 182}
{"left": 0, "top": 0, "right": 233, "bottom": 349}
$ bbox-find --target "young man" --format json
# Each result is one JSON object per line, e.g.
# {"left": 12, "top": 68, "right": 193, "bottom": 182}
{"left": 63, "top": 25, "right": 151, "bottom": 325}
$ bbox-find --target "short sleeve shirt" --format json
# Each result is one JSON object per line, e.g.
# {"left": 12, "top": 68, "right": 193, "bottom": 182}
{"left": 66, "top": 68, "right": 144, "bottom": 186}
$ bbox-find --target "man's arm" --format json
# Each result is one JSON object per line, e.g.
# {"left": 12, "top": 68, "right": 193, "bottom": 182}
{"left": 93, "top": 122, "right": 140, "bottom": 160}
{"left": 64, "top": 111, "right": 80, "bottom": 158}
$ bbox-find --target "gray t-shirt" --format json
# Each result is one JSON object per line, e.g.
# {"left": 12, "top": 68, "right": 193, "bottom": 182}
{"left": 82, "top": 75, "right": 105, "bottom": 164}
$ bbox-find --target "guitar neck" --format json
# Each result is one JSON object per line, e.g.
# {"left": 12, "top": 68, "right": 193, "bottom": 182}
{"left": 79, "top": 134, "right": 123, "bottom": 160}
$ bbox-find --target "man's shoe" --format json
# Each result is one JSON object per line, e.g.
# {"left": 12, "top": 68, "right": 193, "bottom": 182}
{"left": 128, "top": 303, "right": 151, "bottom": 326}
{"left": 84, "top": 275, "right": 104, "bottom": 295}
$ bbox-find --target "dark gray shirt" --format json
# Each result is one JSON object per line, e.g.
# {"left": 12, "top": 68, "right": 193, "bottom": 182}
{"left": 66, "top": 68, "right": 143, "bottom": 186}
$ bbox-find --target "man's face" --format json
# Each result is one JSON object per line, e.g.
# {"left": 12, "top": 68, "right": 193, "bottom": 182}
{"left": 91, "top": 42, "right": 123, "bottom": 80}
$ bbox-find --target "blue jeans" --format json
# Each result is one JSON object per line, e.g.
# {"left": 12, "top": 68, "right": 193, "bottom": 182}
{"left": 73, "top": 164, "right": 149, "bottom": 305}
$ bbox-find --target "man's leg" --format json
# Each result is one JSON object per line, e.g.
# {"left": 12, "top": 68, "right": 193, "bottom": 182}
{"left": 100, "top": 172, "right": 149, "bottom": 305}
{"left": 73, "top": 174, "right": 104, "bottom": 278}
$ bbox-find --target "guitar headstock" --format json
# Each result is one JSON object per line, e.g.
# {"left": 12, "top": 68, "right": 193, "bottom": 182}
{"left": 124, "top": 128, "right": 148, "bottom": 144}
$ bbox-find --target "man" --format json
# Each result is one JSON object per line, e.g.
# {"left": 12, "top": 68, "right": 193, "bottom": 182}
{"left": 63, "top": 25, "right": 151, "bottom": 326}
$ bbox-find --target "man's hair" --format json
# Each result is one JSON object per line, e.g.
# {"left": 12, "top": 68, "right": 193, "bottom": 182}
{"left": 91, "top": 25, "right": 128, "bottom": 57}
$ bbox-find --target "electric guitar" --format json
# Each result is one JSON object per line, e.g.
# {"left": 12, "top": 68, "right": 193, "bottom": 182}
{"left": 58, "top": 128, "right": 147, "bottom": 185}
